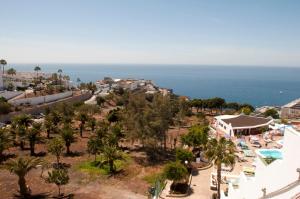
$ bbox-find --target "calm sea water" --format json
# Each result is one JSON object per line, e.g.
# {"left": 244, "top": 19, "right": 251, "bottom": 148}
{"left": 10, "top": 64, "right": 300, "bottom": 107}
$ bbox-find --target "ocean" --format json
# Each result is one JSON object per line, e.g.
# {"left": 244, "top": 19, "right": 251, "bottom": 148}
{"left": 10, "top": 64, "right": 300, "bottom": 107}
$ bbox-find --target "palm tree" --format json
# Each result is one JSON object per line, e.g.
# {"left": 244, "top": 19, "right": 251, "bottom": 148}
{"left": 5, "top": 157, "right": 43, "bottom": 197}
{"left": 44, "top": 115, "right": 55, "bottom": 138}
{"left": 102, "top": 145, "right": 122, "bottom": 173}
{"left": 77, "top": 112, "right": 88, "bottom": 137}
{"left": 60, "top": 127, "right": 75, "bottom": 155}
{"left": 0, "top": 128, "right": 12, "bottom": 160}
{"left": 12, "top": 114, "right": 33, "bottom": 150}
{"left": 0, "top": 59, "right": 7, "bottom": 74}
{"left": 27, "top": 122, "right": 42, "bottom": 156}
{"left": 34, "top": 65, "right": 41, "bottom": 82}
{"left": 58, "top": 69, "right": 62, "bottom": 85}
{"left": 6, "top": 68, "right": 16, "bottom": 76}
{"left": 206, "top": 137, "right": 236, "bottom": 199}
{"left": 87, "top": 137, "right": 101, "bottom": 162}
{"left": 87, "top": 117, "right": 96, "bottom": 132}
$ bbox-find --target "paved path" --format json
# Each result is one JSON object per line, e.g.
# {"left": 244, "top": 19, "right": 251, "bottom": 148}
{"left": 161, "top": 167, "right": 214, "bottom": 199}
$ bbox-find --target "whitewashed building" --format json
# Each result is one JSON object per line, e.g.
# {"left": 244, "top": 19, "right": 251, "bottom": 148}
{"left": 223, "top": 127, "right": 300, "bottom": 199}
{"left": 281, "top": 98, "right": 300, "bottom": 119}
{"left": 214, "top": 115, "right": 273, "bottom": 137}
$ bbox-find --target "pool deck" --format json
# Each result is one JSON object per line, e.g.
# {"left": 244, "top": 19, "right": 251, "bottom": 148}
{"left": 160, "top": 129, "right": 284, "bottom": 199}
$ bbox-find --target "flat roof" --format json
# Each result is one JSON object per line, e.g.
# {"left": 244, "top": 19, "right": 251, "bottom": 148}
{"left": 221, "top": 115, "right": 272, "bottom": 128}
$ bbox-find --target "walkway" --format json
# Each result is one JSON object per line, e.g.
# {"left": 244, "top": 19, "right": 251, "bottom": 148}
{"left": 160, "top": 167, "right": 214, "bottom": 199}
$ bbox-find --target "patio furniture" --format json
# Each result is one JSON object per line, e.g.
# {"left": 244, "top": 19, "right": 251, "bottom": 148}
{"left": 252, "top": 141, "right": 262, "bottom": 148}
{"left": 243, "top": 150, "right": 256, "bottom": 157}
{"left": 243, "top": 166, "right": 255, "bottom": 176}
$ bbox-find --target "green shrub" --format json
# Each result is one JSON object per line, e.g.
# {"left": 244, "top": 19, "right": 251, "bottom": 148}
{"left": 163, "top": 161, "right": 188, "bottom": 182}
{"left": 175, "top": 148, "right": 193, "bottom": 163}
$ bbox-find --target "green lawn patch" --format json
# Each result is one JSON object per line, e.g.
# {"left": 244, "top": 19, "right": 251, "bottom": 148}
{"left": 76, "top": 153, "right": 132, "bottom": 175}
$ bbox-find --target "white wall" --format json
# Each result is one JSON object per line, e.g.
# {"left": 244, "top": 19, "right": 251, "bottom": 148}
{"left": 215, "top": 118, "right": 233, "bottom": 136}
{"left": 10, "top": 91, "right": 73, "bottom": 106}
{"left": 226, "top": 127, "right": 300, "bottom": 199}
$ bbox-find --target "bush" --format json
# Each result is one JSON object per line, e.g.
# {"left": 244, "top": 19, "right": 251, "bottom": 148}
{"left": 0, "top": 102, "right": 12, "bottom": 114}
{"left": 176, "top": 148, "right": 193, "bottom": 163}
{"left": 96, "top": 96, "right": 105, "bottom": 106}
{"left": 264, "top": 109, "right": 279, "bottom": 119}
{"left": 164, "top": 161, "right": 188, "bottom": 182}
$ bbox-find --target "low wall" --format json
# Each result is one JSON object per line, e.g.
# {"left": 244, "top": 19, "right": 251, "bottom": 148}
{"left": 0, "top": 92, "right": 92, "bottom": 123}
{"left": 0, "top": 91, "right": 24, "bottom": 100}
{"left": 9, "top": 91, "right": 73, "bottom": 106}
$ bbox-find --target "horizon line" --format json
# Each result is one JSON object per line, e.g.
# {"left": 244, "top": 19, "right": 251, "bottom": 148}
{"left": 6, "top": 62, "right": 300, "bottom": 68}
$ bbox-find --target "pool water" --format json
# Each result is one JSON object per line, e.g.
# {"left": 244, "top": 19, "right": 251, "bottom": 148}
{"left": 257, "top": 149, "right": 283, "bottom": 159}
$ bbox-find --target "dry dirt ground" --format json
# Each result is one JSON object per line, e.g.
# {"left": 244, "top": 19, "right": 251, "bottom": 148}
{"left": 0, "top": 129, "right": 161, "bottom": 199}
{"left": 0, "top": 105, "right": 199, "bottom": 199}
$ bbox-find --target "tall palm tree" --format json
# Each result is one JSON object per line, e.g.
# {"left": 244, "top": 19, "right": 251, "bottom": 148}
{"left": 77, "top": 112, "right": 88, "bottom": 137}
{"left": 87, "top": 137, "right": 101, "bottom": 162}
{"left": 0, "top": 59, "right": 7, "bottom": 74}
{"left": 44, "top": 115, "right": 55, "bottom": 138}
{"left": 76, "top": 78, "right": 81, "bottom": 85}
{"left": 5, "top": 157, "right": 43, "bottom": 197}
{"left": 27, "top": 122, "right": 42, "bottom": 156}
{"left": 60, "top": 127, "right": 75, "bottom": 155}
{"left": 58, "top": 69, "right": 62, "bottom": 85}
{"left": 7, "top": 68, "right": 16, "bottom": 76}
{"left": 206, "top": 137, "right": 236, "bottom": 199}
{"left": 12, "top": 114, "right": 33, "bottom": 150}
{"left": 34, "top": 66, "right": 41, "bottom": 82}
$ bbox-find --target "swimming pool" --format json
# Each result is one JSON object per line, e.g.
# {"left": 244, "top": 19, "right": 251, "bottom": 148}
{"left": 256, "top": 149, "right": 283, "bottom": 159}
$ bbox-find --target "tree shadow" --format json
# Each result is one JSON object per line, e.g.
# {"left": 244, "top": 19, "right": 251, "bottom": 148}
{"left": 107, "top": 169, "right": 128, "bottom": 179}
{"left": 131, "top": 147, "right": 176, "bottom": 167}
{"left": 51, "top": 193, "right": 74, "bottom": 199}
{"left": 64, "top": 151, "right": 84, "bottom": 157}
{"left": 13, "top": 192, "right": 50, "bottom": 199}
{"left": 33, "top": 152, "right": 47, "bottom": 157}
{"left": 52, "top": 162, "right": 71, "bottom": 169}
{"left": 191, "top": 168, "right": 199, "bottom": 176}
{"left": 0, "top": 153, "right": 16, "bottom": 163}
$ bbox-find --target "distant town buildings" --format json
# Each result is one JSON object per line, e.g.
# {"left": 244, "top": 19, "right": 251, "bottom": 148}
{"left": 281, "top": 98, "right": 300, "bottom": 119}
{"left": 1, "top": 72, "right": 52, "bottom": 89}
{"left": 95, "top": 77, "right": 172, "bottom": 96}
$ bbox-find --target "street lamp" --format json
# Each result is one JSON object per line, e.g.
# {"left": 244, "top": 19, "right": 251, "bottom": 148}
{"left": 297, "top": 168, "right": 300, "bottom": 180}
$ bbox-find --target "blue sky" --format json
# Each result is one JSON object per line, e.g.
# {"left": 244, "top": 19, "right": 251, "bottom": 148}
{"left": 1, "top": 0, "right": 300, "bottom": 66}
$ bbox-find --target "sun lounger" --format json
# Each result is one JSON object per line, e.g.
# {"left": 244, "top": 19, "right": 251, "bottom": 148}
{"left": 243, "top": 166, "right": 255, "bottom": 176}
{"left": 221, "top": 163, "right": 233, "bottom": 172}
{"left": 264, "top": 138, "right": 272, "bottom": 143}
{"left": 243, "top": 150, "right": 256, "bottom": 157}
{"left": 250, "top": 136, "right": 259, "bottom": 143}
{"left": 251, "top": 141, "right": 262, "bottom": 148}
